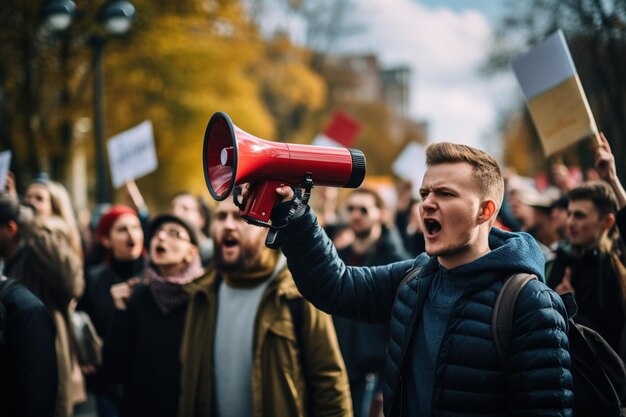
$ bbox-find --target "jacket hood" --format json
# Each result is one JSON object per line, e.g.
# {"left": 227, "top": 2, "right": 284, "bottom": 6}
{"left": 420, "top": 227, "right": 545, "bottom": 284}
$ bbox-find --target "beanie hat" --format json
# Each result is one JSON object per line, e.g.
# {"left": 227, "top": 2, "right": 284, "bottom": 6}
{"left": 147, "top": 214, "right": 199, "bottom": 247}
{"left": 97, "top": 205, "right": 138, "bottom": 240}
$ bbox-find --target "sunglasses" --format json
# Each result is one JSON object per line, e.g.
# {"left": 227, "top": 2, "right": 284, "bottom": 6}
{"left": 346, "top": 205, "right": 369, "bottom": 215}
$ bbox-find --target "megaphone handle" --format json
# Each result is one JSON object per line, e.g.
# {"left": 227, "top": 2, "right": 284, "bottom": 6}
{"left": 241, "top": 180, "right": 285, "bottom": 224}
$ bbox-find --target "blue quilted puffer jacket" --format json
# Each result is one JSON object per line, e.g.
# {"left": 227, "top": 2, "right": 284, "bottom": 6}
{"left": 281, "top": 209, "right": 574, "bottom": 417}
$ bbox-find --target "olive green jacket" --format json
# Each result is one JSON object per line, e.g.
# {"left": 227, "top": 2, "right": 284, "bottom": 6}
{"left": 177, "top": 261, "right": 352, "bottom": 417}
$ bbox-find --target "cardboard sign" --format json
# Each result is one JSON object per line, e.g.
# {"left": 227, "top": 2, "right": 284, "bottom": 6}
{"left": 511, "top": 30, "right": 598, "bottom": 156}
{"left": 392, "top": 142, "right": 426, "bottom": 197}
{"left": 0, "top": 150, "right": 11, "bottom": 190}
{"left": 107, "top": 121, "right": 158, "bottom": 188}
{"left": 312, "top": 111, "right": 361, "bottom": 148}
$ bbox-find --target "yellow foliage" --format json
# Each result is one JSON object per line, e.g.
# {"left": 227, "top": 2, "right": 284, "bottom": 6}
{"left": 2, "top": 0, "right": 329, "bottom": 208}
{"left": 264, "top": 62, "right": 326, "bottom": 109}
{"left": 101, "top": 0, "right": 277, "bottom": 205}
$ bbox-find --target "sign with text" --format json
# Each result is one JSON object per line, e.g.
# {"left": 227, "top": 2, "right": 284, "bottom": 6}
{"left": 0, "top": 150, "right": 11, "bottom": 190}
{"left": 107, "top": 121, "right": 158, "bottom": 188}
{"left": 512, "top": 29, "right": 598, "bottom": 156}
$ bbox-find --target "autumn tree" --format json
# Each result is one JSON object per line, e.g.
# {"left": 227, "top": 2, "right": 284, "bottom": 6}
{"left": 105, "top": 0, "right": 279, "bottom": 209}
{"left": 0, "top": 0, "right": 310, "bottom": 209}
{"left": 0, "top": 0, "right": 78, "bottom": 184}
{"left": 255, "top": 33, "right": 326, "bottom": 142}
{"left": 0, "top": 0, "right": 403, "bottom": 211}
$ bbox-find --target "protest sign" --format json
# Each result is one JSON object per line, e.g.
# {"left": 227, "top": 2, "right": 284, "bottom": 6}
{"left": 107, "top": 120, "right": 158, "bottom": 188}
{"left": 0, "top": 150, "right": 11, "bottom": 190}
{"left": 312, "top": 111, "right": 361, "bottom": 148}
{"left": 392, "top": 142, "right": 426, "bottom": 197}
{"left": 512, "top": 29, "right": 599, "bottom": 156}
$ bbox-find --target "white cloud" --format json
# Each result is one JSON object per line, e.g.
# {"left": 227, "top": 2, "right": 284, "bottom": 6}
{"left": 252, "top": 0, "right": 519, "bottom": 159}
{"left": 329, "top": 0, "right": 518, "bottom": 155}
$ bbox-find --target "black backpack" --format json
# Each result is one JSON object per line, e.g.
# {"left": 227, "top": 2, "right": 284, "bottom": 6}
{"left": 493, "top": 273, "right": 626, "bottom": 417}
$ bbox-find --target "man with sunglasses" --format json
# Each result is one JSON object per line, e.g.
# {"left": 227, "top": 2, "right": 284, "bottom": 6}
{"left": 337, "top": 188, "right": 410, "bottom": 417}
{"left": 271, "top": 142, "right": 573, "bottom": 416}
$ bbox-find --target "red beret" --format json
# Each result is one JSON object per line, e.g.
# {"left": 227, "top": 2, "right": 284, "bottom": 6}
{"left": 97, "top": 205, "right": 138, "bottom": 240}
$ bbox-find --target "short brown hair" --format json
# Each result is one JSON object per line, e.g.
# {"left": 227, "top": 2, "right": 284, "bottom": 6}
{"left": 425, "top": 142, "right": 504, "bottom": 209}
{"left": 568, "top": 180, "right": 618, "bottom": 217}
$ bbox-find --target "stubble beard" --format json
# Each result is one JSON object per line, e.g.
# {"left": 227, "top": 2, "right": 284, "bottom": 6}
{"left": 427, "top": 232, "right": 473, "bottom": 262}
{"left": 353, "top": 226, "right": 373, "bottom": 240}
{"left": 214, "top": 245, "right": 261, "bottom": 273}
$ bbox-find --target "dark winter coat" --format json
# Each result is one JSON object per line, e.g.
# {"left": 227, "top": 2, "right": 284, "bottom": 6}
{"left": 77, "top": 257, "right": 145, "bottom": 395}
{"left": 103, "top": 284, "right": 186, "bottom": 417}
{"left": 0, "top": 280, "right": 58, "bottom": 417}
{"left": 547, "top": 205, "right": 626, "bottom": 356}
{"left": 280, "top": 209, "right": 574, "bottom": 417}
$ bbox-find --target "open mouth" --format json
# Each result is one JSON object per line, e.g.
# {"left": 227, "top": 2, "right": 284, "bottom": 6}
{"left": 424, "top": 219, "right": 442, "bottom": 236}
{"left": 222, "top": 236, "right": 239, "bottom": 248}
{"left": 155, "top": 244, "right": 166, "bottom": 254}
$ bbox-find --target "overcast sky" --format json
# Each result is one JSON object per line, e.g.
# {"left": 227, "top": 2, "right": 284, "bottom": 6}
{"left": 333, "top": 0, "right": 522, "bottom": 158}
{"left": 258, "top": 0, "right": 524, "bottom": 159}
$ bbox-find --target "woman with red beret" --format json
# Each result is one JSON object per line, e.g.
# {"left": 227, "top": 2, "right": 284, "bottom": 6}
{"left": 76, "top": 205, "right": 145, "bottom": 417}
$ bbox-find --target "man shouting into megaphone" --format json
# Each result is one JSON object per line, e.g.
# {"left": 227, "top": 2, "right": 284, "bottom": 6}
{"left": 265, "top": 142, "right": 574, "bottom": 417}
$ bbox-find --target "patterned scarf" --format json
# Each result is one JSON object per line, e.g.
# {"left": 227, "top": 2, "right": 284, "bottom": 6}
{"left": 147, "top": 254, "right": 205, "bottom": 314}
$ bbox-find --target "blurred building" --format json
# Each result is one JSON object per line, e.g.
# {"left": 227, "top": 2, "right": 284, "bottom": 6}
{"left": 319, "top": 54, "right": 411, "bottom": 117}
{"left": 315, "top": 53, "right": 427, "bottom": 175}
{"left": 381, "top": 66, "right": 411, "bottom": 117}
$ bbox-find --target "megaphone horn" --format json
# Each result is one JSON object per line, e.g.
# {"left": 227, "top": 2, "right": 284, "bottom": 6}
{"left": 203, "top": 111, "right": 366, "bottom": 227}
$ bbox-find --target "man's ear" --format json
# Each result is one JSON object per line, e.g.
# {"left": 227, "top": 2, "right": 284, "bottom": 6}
{"left": 603, "top": 212, "right": 616, "bottom": 231}
{"left": 478, "top": 200, "right": 497, "bottom": 225}
{"left": 6, "top": 220, "right": 18, "bottom": 238}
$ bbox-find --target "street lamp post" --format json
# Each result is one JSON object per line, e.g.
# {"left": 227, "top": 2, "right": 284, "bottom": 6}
{"left": 41, "top": 0, "right": 136, "bottom": 205}
{"left": 91, "top": 34, "right": 109, "bottom": 204}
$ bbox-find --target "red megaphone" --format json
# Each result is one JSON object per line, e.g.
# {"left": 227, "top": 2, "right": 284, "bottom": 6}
{"left": 203, "top": 111, "right": 366, "bottom": 227}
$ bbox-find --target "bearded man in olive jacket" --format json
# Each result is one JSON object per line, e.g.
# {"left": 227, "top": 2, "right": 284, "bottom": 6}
{"left": 177, "top": 199, "right": 352, "bottom": 417}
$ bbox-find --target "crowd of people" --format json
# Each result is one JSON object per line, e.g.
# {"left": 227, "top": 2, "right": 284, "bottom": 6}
{"left": 0, "top": 133, "right": 625, "bottom": 417}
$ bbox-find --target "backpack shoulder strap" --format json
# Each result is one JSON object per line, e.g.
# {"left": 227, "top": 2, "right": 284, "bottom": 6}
{"left": 492, "top": 273, "right": 538, "bottom": 366}
{"left": 395, "top": 266, "right": 422, "bottom": 298}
